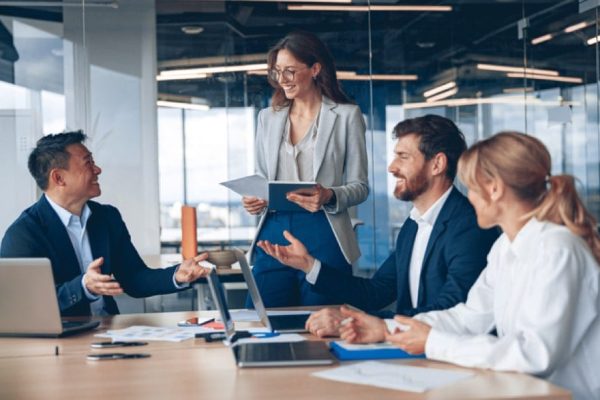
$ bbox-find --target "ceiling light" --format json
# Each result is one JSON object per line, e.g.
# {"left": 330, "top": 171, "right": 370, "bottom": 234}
{"left": 181, "top": 26, "right": 204, "bottom": 35}
{"left": 287, "top": 5, "right": 452, "bottom": 12}
{"left": 503, "top": 87, "right": 534, "bottom": 94}
{"left": 339, "top": 73, "right": 418, "bottom": 81}
{"left": 423, "top": 81, "right": 456, "bottom": 98}
{"left": 587, "top": 35, "right": 600, "bottom": 45}
{"left": 476, "top": 63, "right": 558, "bottom": 76}
{"left": 157, "top": 73, "right": 210, "bottom": 81}
{"left": 564, "top": 22, "right": 588, "bottom": 33}
{"left": 531, "top": 34, "right": 553, "bottom": 45}
{"left": 426, "top": 87, "right": 458, "bottom": 102}
{"left": 157, "top": 101, "right": 209, "bottom": 111}
{"left": 404, "top": 96, "right": 580, "bottom": 110}
{"left": 506, "top": 72, "right": 583, "bottom": 84}
{"left": 0, "top": 0, "right": 117, "bottom": 6}
{"left": 160, "top": 63, "right": 268, "bottom": 77}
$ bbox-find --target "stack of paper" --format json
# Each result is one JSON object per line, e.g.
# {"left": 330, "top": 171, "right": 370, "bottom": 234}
{"left": 313, "top": 361, "right": 473, "bottom": 392}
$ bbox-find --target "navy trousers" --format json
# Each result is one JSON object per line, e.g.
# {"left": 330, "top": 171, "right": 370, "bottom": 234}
{"left": 247, "top": 210, "right": 352, "bottom": 307}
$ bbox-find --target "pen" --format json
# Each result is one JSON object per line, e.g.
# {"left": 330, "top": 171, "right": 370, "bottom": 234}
{"left": 86, "top": 353, "right": 151, "bottom": 361}
{"left": 340, "top": 317, "right": 354, "bottom": 326}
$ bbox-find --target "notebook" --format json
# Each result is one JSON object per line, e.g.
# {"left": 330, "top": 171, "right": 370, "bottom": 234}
{"left": 0, "top": 258, "right": 100, "bottom": 337}
{"left": 233, "top": 249, "right": 310, "bottom": 333}
{"left": 206, "top": 269, "right": 334, "bottom": 368}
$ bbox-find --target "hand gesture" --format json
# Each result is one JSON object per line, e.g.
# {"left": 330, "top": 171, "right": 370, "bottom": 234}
{"left": 286, "top": 184, "right": 334, "bottom": 213}
{"left": 384, "top": 315, "right": 431, "bottom": 355}
{"left": 257, "top": 230, "right": 314, "bottom": 273}
{"left": 175, "top": 253, "right": 211, "bottom": 284}
{"left": 306, "top": 307, "right": 344, "bottom": 338}
{"left": 338, "top": 305, "right": 387, "bottom": 344}
{"left": 242, "top": 196, "right": 267, "bottom": 215}
{"left": 83, "top": 257, "right": 124, "bottom": 296}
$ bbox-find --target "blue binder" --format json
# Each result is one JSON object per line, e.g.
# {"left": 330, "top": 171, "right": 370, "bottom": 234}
{"left": 329, "top": 341, "right": 426, "bottom": 361}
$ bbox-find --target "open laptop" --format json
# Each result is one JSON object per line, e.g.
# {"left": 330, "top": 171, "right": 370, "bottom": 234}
{"left": 232, "top": 249, "right": 310, "bottom": 333}
{"left": 206, "top": 269, "right": 335, "bottom": 368}
{"left": 0, "top": 258, "right": 100, "bottom": 337}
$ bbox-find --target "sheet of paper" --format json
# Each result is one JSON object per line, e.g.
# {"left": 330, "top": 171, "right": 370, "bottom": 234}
{"left": 312, "top": 361, "right": 473, "bottom": 393}
{"left": 220, "top": 174, "right": 268, "bottom": 199}
{"left": 226, "top": 309, "right": 313, "bottom": 322}
{"left": 232, "top": 333, "right": 306, "bottom": 346}
{"left": 95, "top": 325, "right": 222, "bottom": 342}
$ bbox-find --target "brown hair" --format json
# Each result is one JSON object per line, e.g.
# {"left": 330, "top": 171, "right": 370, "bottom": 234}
{"left": 267, "top": 31, "right": 351, "bottom": 110}
{"left": 458, "top": 131, "right": 600, "bottom": 263}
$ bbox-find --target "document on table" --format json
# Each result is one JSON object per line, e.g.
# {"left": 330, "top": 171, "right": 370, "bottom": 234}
{"left": 232, "top": 333, "right": 306, "bottom": 346}
{"left": 313, "top": 361, "right": 473, "bottom": 393}
{"left": 226, "top": 309, "right": 313, "bottom": 322}
{"left": 95, "top": 325, "right": 272, "bottom": 342}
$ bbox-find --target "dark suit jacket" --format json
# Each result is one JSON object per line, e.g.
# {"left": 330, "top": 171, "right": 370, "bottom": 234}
{"left": 313, "top": 187, "right": 499, "bottom": 317}
{"left": 0, "top": 196, "right": 182, "bottom": 317}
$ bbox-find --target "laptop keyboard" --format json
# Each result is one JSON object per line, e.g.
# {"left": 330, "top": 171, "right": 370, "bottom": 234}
{"left": 240, "top": 342, "right": 296, "bottom": 362}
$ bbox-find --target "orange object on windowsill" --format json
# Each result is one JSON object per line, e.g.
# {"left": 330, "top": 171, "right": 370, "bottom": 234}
{"left": 181, "top": 205, "right": 197, "bottom": 260}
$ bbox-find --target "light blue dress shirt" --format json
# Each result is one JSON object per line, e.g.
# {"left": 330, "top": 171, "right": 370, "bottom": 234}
{"left": 45, "top": 195, "right": 107, "bottom": 316}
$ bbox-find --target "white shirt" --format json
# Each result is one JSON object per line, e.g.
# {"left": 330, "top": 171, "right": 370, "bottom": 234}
{"left": 407, "top": 187, "right": 452, "bottom": 307}
{"left": 275, "top": 113, "right": 319, "bottom": 182}
{"left": 307, "top": 187, "right": 452, "bottom": 288}
{"left": 406, "top": 218, "right": 600, "bottom": 400}
{"left": 45, "top": 195, "right": 106, "bottom": 316}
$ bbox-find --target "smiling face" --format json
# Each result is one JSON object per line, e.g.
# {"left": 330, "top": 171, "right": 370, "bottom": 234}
{"left": 61, "top": 143, "right": 102, "bottom": 202}
{"left": 273, "top": 49, "right": 320, "bottom": 101}
{"left": 388, "top": 134, "right": 432, "bottom": 202}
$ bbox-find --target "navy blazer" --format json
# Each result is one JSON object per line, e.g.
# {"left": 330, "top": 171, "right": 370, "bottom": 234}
{"left": 312, "top": 187, "right": 499, "bottom": 317}
{"left": 0, "top": 196, "right": 181, "bottom": 317}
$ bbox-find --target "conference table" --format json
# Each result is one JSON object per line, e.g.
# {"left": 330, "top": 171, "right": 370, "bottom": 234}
{"left": 0, "top": 311, "right": 570, "bottom": 400}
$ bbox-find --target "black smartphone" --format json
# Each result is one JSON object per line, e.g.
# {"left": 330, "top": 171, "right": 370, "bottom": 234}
{"left": 90, "top": 341, "right": 148, "bottom": 349}
{"left": 86, "top": 353, "right": 151, "bottom": 361}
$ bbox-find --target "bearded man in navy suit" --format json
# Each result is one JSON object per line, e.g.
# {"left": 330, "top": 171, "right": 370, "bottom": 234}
{"left": 258, "top": 115, "right": 498, "bottom": 339}
{"left": 1, "top": 131, "right": 210, "bottom": 316}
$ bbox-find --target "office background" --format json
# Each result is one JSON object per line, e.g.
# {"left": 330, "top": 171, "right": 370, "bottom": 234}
{"left": 1, "top": 0, "right": 598, "bottom": 283}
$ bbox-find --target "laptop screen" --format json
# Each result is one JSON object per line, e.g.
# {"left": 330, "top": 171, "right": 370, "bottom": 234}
{"left": 232, "top": 249, "right": 272, "bottom": 331}
{"left": 206, "top": 269, "right": 236, "bottom": 340}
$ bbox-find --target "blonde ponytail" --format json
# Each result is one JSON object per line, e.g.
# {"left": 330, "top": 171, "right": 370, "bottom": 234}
{"left": 529, "top": 175, "right": 600, "bottom": 264}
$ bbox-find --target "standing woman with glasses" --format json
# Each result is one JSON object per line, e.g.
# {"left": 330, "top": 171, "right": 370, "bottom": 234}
{"left": 243, "top": 31, "right": 369, "bottom": 307}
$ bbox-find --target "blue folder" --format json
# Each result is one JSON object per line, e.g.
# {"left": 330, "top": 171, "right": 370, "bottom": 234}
{"left": 329, "top": 341, "right": 426, "bottom": 361}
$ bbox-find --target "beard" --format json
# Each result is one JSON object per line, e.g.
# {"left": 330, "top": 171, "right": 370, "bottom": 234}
{"left": 393, "top": 167, "right": 430, "bottom": 202}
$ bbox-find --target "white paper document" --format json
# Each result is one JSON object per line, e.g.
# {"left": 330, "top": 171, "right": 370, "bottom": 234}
{"left": 233, "top": 333, "right": 306, "bottom": 346}
{"left": 95, "top": 325, "right": 223, "bottom": 342}
{"left": 312, "top": 361, "right": 473, "bottom": 393}
{"left": 226, "top": 309, "right": 313, "bottom": 322}
{"left": 220, "top": 174, "right": 268, "bottom": 199}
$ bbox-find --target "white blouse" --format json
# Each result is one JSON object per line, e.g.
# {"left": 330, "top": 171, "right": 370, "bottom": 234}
{"left": 413, "top": 218, "right": 600, "bottom": 400}
{"left": 275, "top": 114, "right": 319, "bottom": 182}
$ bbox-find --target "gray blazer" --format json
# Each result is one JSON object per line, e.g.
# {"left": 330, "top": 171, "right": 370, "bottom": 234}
{"left": 249, "top": 96, "right": 369, "bottom": 264}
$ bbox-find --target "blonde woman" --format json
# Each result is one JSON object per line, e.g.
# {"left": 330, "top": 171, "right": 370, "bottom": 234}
{"left": 340, "top": 132, "right": 600, "bottom": 400}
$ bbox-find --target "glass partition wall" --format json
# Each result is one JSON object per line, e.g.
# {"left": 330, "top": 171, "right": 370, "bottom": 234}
{"left": 1, "top": 0, "right": 598, "bottom": 274}
{"left": 155, "top": 0, "right": 600, "bottom": 271}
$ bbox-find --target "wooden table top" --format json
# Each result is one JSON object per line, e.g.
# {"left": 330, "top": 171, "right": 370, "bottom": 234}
{"left": 0, "top": 311, "right": 571, "bottom": 400}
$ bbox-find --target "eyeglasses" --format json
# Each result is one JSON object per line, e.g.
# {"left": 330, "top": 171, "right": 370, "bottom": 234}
{"left": 268, "top": 66, "right": 309, "bottom": 82}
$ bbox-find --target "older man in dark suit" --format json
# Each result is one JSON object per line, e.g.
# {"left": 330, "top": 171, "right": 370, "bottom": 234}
{"left": 258, "top": 115, "right": 498, "bottom": 339}
{"left": 0, "top": 131, "right": 209, "bottom": 316}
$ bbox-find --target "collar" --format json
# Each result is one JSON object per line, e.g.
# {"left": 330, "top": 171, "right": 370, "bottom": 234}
{"left": 45, "top": 194, "right": 92, "bottom": 229}
{"left": 409, "top": 186, "right": 453, "bottom": 226}
{"left": 506, "top": 217, "right": 544, "bottom": 260}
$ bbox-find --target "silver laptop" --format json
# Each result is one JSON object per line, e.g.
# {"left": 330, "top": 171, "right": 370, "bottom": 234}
{"left": 206, "top": 269, "right": 334, "bottom": 368}
{"left": 232, "top": 249, "right": 310, "bottom": 333}
{"left": 0, "top": 258, "right": 100, "bottom": 337}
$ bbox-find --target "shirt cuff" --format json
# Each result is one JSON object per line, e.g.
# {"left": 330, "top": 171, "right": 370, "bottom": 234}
{"left": 172, "top": 266, "right": 190, "bottom": 289}
{"left": 305, "top": 259, "right": 322, "bottom": 284}
{"left": 81, "top": 276, "right": 100, "bottom": 301}
{"left": 425, "top": 328, "right": 458, "bottom": 361}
